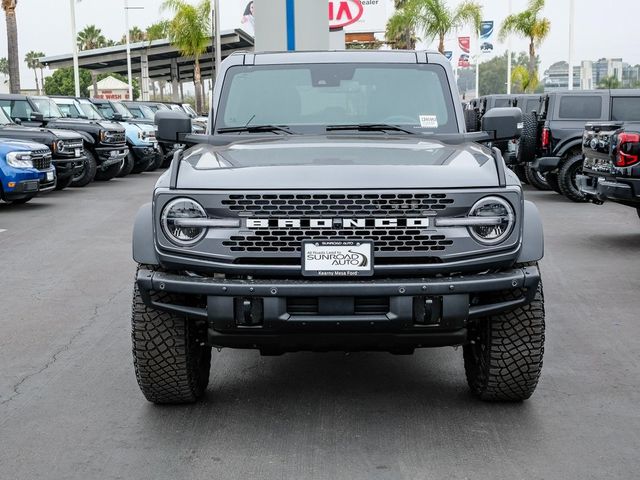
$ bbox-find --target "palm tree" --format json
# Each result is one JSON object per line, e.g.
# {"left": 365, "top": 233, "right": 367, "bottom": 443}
{"left": 146, "top": 20, "right": 170, "bottom": 42}
{"left": 25, "top": 51, "right": 44, "bottom": 94}
{"left": 162, "top": 0, "right": 211, "bottom": 113}
{"left": 511, "top": 64, "right": 539, "bottom": 93}
{"left": 500, "top": 0, "right": 550, "bottom": 84}
{"left": 386, "top": 0, "right": 419, "bottom": 49}
{"left": 77, "top": 24, "right": 108, "bottom": 51}
{"left": 598, "top": 75, "right": 621, "bottom": 90}
{"left": 2, "top": 0, "right": 21, "bottom": 93}
{"left": 0, "top": 57, "right": 8, "bottom": 85}
{"left": 121, "top": 26, "right": 146, "bottom": 44}
{"left": 386, "top": 0, "right": 482, "bottom": 54}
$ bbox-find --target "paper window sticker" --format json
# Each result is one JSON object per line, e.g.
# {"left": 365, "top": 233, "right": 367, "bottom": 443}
{"left": 419, "top": 115, "right": 438, "bottom": 128}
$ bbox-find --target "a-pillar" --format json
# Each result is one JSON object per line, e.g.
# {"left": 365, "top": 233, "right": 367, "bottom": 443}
{"left": 140, "top": 51, "right": 150, "bottom": 101}
{"left": 170, "top": 59, "right": 180, "bottom": 102}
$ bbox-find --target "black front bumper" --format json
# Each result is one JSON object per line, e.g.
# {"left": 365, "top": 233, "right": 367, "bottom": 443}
{"left": 95, "top": 146, "right": 128, "bottom": 169}
{"left": 136, "top": 265, "right": 541, "bottom": 352}
{"left": 52, "top": 157, "right": 84, "bottom": 179}
{"left": 577, "top": 173, "right": 640, "bottom": 206}
{"left": 131, "top": 145, "right": 157, "bottom": 165}
{"left": 3, "top": 179, "right": 40, "bottom": 200}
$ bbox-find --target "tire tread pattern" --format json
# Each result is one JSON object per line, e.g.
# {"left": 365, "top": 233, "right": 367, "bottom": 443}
{"left": 131, "top": 266, "right": 211, "bottom": 404}
{"left": 464, "top": 268, "right": 545, "bottom": 402}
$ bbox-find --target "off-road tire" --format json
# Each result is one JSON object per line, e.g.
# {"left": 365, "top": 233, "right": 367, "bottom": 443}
{"left": 131, "top": 157, "right": 152, "bottom": 174}
{"left": 146, "top": 152, "right": 163, "bottom": 171}
{"left": 463, "top": 272, "right": 545, "bottom": 402}
{"left": 517, "top": 112, "right": 538, "bottom": 164}
{"left": 71, "top": 148, "right": 97, "bottom": 187}
{"left": 55, "top": 175, "right": 74, "bottom": 191}
{"left": 464, "top": 108, "right": 480, "bottom": 132}
{"left": 545, "top": 172, "right": 562, "bottom": 194}
{"left": 131, "top": 266, "right": 211, "bottom": 404}
{"left": 117, "top": 152, "right": 135, "bottom": 178}
{"left": 524, "top": 164, "right": 550, "bottom": 191}
{"left": 94, "top": 161, "right": 122, "bottom": 181}
{"left": 512, "top": 164, "right": 528, "bottom": 184}
{"left": 558, "top": 153, "right": 588, "bottom": 202}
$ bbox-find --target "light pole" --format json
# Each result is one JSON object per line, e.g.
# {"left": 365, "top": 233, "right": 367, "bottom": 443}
{"left": 568, "top": 0, "right": 575, "bottom": 90}
{"left": 214, "top": 0, "right": 221, "bottom": 79}
{"left": 506, "top": 0, "right": 512, "bottom": 94}
{"left": 124, "top": 0, "right": 144, "bottom": 100}
{"left": 70, "top": 0, "right": 80, "bottom": 97}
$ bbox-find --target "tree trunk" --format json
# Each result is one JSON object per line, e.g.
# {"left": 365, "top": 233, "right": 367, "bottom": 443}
{"left": 528, "top": 40, "right": 536, "bottom": 82}
{"left": 193, "top": 57, "right": 202, "bottom": 114}
{"left": 33, "top": 69, "right": 40, "bottom": 95}
{"left": 39, "top": 67, "right": 45, "bottom": 94}
{"left": 438, "top": 34, "right": 445, "bottom": 54}
{"left": 92, "top": 71, "right": 98, "bottom": 98}
{"left": 4, "top": 4, "right": 21, "bottom": 93}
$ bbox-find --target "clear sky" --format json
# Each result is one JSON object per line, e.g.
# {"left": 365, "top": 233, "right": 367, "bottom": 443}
{"left": 1, "top": 0, "right": 639, "bottom": 89}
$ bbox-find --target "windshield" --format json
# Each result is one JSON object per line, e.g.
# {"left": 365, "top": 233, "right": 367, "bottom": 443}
{"left": 183, "top": 104, "right": 198, "bottom": 117}
{"left": 32, "top": 97, "right": 64, "bottom": 118}
{"left": 113, "top": 102, "right": 134, "bottom": 119}
{"left": 127, "top": 104, "right": 154, "bottom": 119}
{"left": 54, "top": 101, "right": 83, "bottom": 118}
{"left": 78, "top": 102, "right": 104, "bottom": 120}
{"left": 216, "top": 63, "right": 457, "bottom": 134}
{"left": 0, "top": 106, "right": 13, "bottom": 125}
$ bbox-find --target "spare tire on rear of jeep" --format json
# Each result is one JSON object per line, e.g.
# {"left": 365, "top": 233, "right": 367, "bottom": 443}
{"left": 464, "top": 108, "right": 480, "bottom": 132}
{"left": 517, "top": 112, "right": 538, "bottom": 164}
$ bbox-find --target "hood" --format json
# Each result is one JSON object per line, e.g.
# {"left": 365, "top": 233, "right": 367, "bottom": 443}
{"left": 0, "top": 124, "right": 82, "bottom": 141}
{"left": 174, "top": 135, "right": 499, "bottom": 190}
{"left": 96, "top": 120, "right": 124, "bottom": 131}
{"left": 0, "top": 138, "right": 49, "bottom": 152}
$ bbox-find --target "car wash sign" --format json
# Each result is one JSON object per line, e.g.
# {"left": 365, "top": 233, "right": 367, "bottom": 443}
{"left": 329, "top": 0, "right": 393, "bottom": 33}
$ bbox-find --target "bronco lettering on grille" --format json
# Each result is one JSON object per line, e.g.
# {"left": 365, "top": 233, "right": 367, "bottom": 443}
{"left": 246, "top": 218, "right": 431, "bottom": 229}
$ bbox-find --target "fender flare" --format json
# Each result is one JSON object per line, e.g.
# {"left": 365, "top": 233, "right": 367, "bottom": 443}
{"left": 556, "top": 138, "right": 583, "bottom": 158}
{"left": 132, "top": 202, "right": 159, "bottom": 265}
{"left": 75, "top": 130, "right": 95, "bottom": 146}
{"left": 517, "top": 200, "right": 544, "bottom": 263}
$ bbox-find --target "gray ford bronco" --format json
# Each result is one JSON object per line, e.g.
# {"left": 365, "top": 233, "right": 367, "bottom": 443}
{"left": 131, "top": 51, "right": 545, "bottom": 404}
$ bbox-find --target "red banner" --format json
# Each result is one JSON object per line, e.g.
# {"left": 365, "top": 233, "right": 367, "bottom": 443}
{"left": 458, "top": 36, "right": 470, "bottom": 54}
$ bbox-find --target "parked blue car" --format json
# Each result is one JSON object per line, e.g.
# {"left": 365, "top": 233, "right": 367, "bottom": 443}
{"left": 0, "top": 139, "right": 56, "bottom": 204}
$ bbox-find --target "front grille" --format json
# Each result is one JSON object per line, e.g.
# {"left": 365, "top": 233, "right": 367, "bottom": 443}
{"left": 103, "top": 132, "right": 126, "bottom": 144}
{"left": 222, "top": 193, "right": 455, "bottom": 217}
{"left": 287, "top": 297, "right": 390, "bottom": 316}
{"left": 31, "top": 149, "right": 52, "bottom": 170}
{"left": 223, "top": 230, "right": 454, "bottom": 253}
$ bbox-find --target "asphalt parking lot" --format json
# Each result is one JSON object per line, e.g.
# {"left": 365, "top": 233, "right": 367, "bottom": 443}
{"left": 1, "top": 173, "right": 639, "bottom": 480}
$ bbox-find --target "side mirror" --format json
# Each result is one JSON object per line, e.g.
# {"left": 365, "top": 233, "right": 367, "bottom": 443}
{"left": 481, "top": 107, "right": 522, "bottom": 141}
{"left": 155, "top": 110, "right": 192, "bottom": 142}
{"left": 112, "top": 113, "right": 123, "bottom": 121}
{"left": 30, "top": 112, "right": 45, "bottom": 122}
{"left": 13, "top": 117, "right": 22, "bottom": 125}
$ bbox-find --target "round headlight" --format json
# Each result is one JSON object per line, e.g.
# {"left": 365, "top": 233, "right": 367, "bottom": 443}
{"left": 56, "top": 140, "right": 65, "bottom": 152}
{"left": 161, "top": 198, "right": 207, "bottom": 246}
{"left": 468, "top": 196, "right": 515, "bottom": 245}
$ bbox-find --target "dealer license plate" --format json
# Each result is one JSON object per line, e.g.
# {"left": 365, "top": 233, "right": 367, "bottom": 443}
{"left": 302, "top": 240, "right": 374, "bottom": 277}
{"left": 46, "top": 171, "right": 54, "bottom": 181}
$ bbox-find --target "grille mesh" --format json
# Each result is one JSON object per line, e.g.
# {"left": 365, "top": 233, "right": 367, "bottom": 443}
{"left": 221, "top": 193, "right": 455, "bottom": 217}
{"left": 223, "top": 229, "right": 453, "bottom": 253}
{"left": 104, "top": 132, "right": 126, "bottom": 144}
{"left": 31, "top": 150, "right": 52, "bottom": 170}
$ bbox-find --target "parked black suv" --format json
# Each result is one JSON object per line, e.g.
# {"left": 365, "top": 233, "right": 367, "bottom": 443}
{"left": 526, "top": 90, "right": 640, "bottom": 201}
{"left": 577, "top": 122, "right": 640, "bottom": 218}
{"left": 0, "top": 99, "right": 84, "bottom": 190}
{"left": 0, "top": 94, "right": 128, "bottom": 186}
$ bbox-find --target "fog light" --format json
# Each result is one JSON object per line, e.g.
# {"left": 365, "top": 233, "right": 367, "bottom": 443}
{"left": 8, "top": 182, "right": 16, "bottom": 188}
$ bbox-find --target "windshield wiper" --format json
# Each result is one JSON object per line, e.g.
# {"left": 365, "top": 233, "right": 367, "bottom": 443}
{"left": 217, "top": 125, "right": 295, "bottom": 135}
{"left": 326, "top": 123, "right": 416, "bottom": 134}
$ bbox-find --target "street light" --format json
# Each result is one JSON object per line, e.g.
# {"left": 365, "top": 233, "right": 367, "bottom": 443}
{"left": 124, "top": 0, "right": 144, "bottom": 101}
{"left": 70, "top": 0, "right": 80, "bottom": 97}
